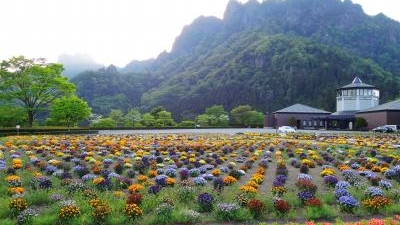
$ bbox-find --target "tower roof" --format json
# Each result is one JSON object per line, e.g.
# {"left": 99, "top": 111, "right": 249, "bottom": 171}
{"left": 338, "top": 76, "right": 375, "bottom": 89}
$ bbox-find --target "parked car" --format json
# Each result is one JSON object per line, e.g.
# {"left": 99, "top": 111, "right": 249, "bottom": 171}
{"left": 384, "top": 125, "right": 399, "bottom": 132}
{"left": 372, "top": 126, "right": 394, "bottom": 133}
{"left": 277, "top": 126, "right": 296, "bottom": 133}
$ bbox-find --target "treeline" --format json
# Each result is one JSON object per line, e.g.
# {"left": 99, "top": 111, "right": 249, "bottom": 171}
{"left": 91, "top": 105, "right": 264, "bottom": 128}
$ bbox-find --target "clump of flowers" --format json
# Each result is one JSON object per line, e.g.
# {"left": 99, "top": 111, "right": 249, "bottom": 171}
{"left": 298, "top": 191, "right": 315, "bottom": 204}
{"left": 16, "top": 208, "right": 38, "bottom": 225}
{"left": 124, "top": 203, "right": 142, "bottom": 220}
{"left": 154, "top": 202, "right": 174, "bottom": 224}
{"left": 338, "top": 195, "right": 359, "bottom": 213}
{"left": 320, "top": 168, "right": 335, "bottom": 177}
{"left": 274, "top": 198, "right": 291, "bottom": 214}
{"left": 247, "top": 199, "right": 265, "bottom": 218}
{"left": 362, "top": 196, "right": 392, "bottom": 212}
{"left": 180, "top": 209, "right": 201, "bottom": 224}
{"left": 215, "top": 203, "right": 240, "bottom": 221}
{"left": 127, "top": 193, "right": 143, "bottom": 205}
{"left": 235, "top": 193, "right": 249, "bottom": 207}
{"left": 49, "top": 193, "right": 64, "bottom": 203}
{"left": 128, "top": 184, "right": 144, "bottom": 193}
{"left": 271, "top": 186, "right": 287, "bottom": 197}
{"left": 323, "top": 175, "right": 338, "bottom": 187}
{"left": 197, "top": 192, "right": 214, "bottom": 212}
{"left": 9, "top": 198, "right": 28, "bottom": 217}
{"left": 92, "top": 204, "right": 112, "bottom": 221}
{"left": 240, "top": 185, "right": 257, "bottom": 194}
{"left": 364, "top": 187, "right": 384, "bottom": 198}
{"left": 223, "top": 175, "right": 237, "bottom": 185}
{"left": 296, "top": 179, "right": 317, "bottom": 194}
{"left": 305, "top": 198, "right": 322, "bottom": 207}
{"left": 59, "top": 204, "right": 81, "bottom": 220}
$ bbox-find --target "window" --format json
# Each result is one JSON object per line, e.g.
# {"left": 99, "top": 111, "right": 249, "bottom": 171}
{"left": 313, "top": 121, "right": 317, "bottom": 126}
{"left": 308, "top": 121, "right": 312, "bottom": 126}
{"left": 367, "top": 90, "right": 371, "bottom": 95}
{"left": 320, "top": 121, "right": 323, "bottom": 126}
{"left": 303, "top": 121, "right": 306, "bottom": 126}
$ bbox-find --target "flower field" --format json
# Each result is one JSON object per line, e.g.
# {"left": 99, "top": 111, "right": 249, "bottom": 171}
{"left": 1, "top": 132, "right": 400, "bottom": 225}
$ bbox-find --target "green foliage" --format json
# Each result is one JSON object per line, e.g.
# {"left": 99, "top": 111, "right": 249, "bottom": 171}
{"left": 230, "top": 105, "right": 252, "bottom": 125}
{"left": 178, "top": 120, "right": 196, "bottom": 127}
{"left": 231, "top": 105, "right": 264, "bottom": 127}
{"left": 305, "top": 205, "right": 336, "bottom": 220}
{"left": 156, "top": 110, "right": 175, "bottom": 127}
{"left": 150, "top": 106, "right": 166, "bottom": 118}
{"left": 142, "top": 113, "right": 155, "bottom": 127}
{"left": 109, "top": 109, "right": 124, "bottom": 127}
{"left": 196, "top": 105, "right": 230, "bottom": 126}
{"left": 124, "top": 108, "right": 143, "bottom": 127}
{"left": 49, "top": 96, "right": 91, "bottom": 128}
{"left": 0, "top": 56, "right": 76, "bottom": 126}
{"left": 91, "top": 118, "right": 115, "bottom": 128}
{"left": 355, "top": 117, "right": 368, "bottom": 130}
{"left": 288, "top": 117, "right": 297, "bottom": 128}
{"left": 0, "top": 105, "right": 26, "bottom": 127}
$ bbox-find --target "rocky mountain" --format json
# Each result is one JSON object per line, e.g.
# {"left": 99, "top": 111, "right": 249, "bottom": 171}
{"left": 72, "top": 0, "right": 400, "bottom": 119}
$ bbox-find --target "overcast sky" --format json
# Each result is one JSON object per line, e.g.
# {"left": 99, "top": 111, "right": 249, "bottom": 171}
{"left": 0, "top": 0, "right": 399, "bottom": 67}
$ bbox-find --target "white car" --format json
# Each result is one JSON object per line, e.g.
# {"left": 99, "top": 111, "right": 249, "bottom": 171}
{"left": 277, "top": 126, "right": 296, "bottom": 133}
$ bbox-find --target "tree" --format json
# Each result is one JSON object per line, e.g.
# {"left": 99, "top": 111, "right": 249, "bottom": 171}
{"left": 142, "top": 113, "right": 155, "bottom": 127}
{"left": 196, "top": 114, "right": 210, "bottom": 126}
{"left": 0, "top": 105, "right": 26, "bottom": 127}
{"left": 157, "top": 110, "right": 174, "bottom": 127}
{"left": 49, "top": 96, "right": 91, "bottom": 128}
{"left": 231, "top": 105, "right": 252, "bottom": 125}
{"left": 109, "top": 109, "right": 124, "bottom": 127}
{"left": 204, "top": 105, "right": 229, "bottom": 126}
{"left": 91, "top": 118, "right": 115, "bottom": 128}
{"left": 355, "top": 117, "right": 368, "bottom": 130}
{"left": 245, "top": 111, "right": 264, "bottom": 127}
{"left": 124, "top": 108, "right": 142, "bottom": 127}
{"left": 0, "top": 56, "right": 75, "bottom": 127}
{"left": 150, "top": 106, "right": 166, "bottom": 118}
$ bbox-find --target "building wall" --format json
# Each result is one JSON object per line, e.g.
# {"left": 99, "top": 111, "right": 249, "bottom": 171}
{"left": 337, "top": 97, "right": 378, "bottom": 112}
{"left": 387, "top": 111, "right": 400, "bottom": 125}
{"left": 356, "top": 112, "right": 387, "bottom": 130}
{"left": 274, "top": 113, "right": 329, "bottom": 129}
{"left": 263, "top": 114, "right": 275, "bottom": 128}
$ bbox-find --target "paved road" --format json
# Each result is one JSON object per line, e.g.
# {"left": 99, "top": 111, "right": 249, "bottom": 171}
{"left": 98, "top": 128, "right": 357, "bottom": 135}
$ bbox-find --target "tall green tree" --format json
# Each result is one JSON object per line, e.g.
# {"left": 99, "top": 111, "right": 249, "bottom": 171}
{"left": 125, "top": 108, "right": 142, "bottom": 127}
{"left": 142, "top": 113, "right": 155, "bottom": 127}
{"left": 205, "top": 105, "right": 229, "bottom": 126}
{"left": 0, "top": 56, "right": 75, "bottom": 126}
{"left": 109, "top": 109, "right": 124, "bottom": 127}
{"left": 150, "top": 106, "right": 166, "bottom": 118}
{"left": 230, "top": 105, "right": 252, "bottom": 125}
{"left": 49, "top": 96, "right": 91, "bottom": 128}
{"left": 157, "top": 110, "right": 174, "bottom": 127}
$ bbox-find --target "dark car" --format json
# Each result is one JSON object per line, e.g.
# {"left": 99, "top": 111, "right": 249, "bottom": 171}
{"left": 372, "top": 126, "right": 394, "bottom": 133}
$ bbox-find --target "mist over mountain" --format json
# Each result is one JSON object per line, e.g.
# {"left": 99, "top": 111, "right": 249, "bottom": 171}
{"left": 58, "top": 53, "right": 104, "bottom": 79}
{"left": 71, "top": 0, "right": 400, "bottom": 119}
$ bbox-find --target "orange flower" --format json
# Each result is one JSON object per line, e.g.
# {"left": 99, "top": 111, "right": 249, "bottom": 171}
{"left": 128, "top": 184, "right": 144, "bottom": 193}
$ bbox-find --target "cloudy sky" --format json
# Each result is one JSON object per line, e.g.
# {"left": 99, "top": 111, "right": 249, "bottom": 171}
{"left": 0, "top": 0, "right": 399, "bottom": 67}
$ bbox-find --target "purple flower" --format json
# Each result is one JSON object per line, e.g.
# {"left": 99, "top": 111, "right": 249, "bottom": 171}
{"left": 193, "top": 177, "right": 207, "bottom": 186}
{"left": 364, "top": 187, "right": 383, "bottom": 197}
{"left": 324, "top": 175, "right": 338, "bottom": 186}
{"left": 335, "top": 181, "right": 350, "bottom": 190}
{"left": 298, "top": 191, "right": 314, "bottom": 203}
{"left": 197, "top": 192, "right": 214, "bottom": 205}
{"left": 335, "top": 188, "right": 350, "bottom": 199}
{"left": 148, "top": 185, "right": 162, "bottom": 195}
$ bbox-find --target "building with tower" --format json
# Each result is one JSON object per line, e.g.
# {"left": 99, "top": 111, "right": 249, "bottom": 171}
{"left": 264, "top": 77, "right": 400, "bottom": 130}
